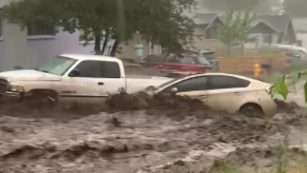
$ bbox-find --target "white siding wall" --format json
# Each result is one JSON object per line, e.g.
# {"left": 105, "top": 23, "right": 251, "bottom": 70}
{"left": 0, "top": 0, "right": 31, "bottom": 70}
{"left": 296, "top": 33, "right": 307, "bottom": 49}
{"left": 245, "top": 33, "right": 279, "bottom": 50}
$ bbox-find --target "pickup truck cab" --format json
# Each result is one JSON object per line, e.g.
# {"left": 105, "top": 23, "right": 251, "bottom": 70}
{"left": 0, "top": 54, "right": 172, "bottom": 104}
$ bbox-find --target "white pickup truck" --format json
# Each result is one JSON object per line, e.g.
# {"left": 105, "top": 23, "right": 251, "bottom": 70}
{"left": 0, "top": 54, "right": 172, "bottom": 104}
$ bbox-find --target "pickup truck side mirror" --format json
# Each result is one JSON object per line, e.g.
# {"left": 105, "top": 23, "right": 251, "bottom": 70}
{"left": 69, "top": 69, "right": 80, "bottom": 77}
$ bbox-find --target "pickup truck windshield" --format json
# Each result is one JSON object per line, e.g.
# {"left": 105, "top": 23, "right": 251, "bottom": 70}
{"left": 38, "top": 56, "right": 77, "bottom": 75}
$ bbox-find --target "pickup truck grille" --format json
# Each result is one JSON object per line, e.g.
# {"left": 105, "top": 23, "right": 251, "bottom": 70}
{"left": 0, "top": 78, "right": 9, "bottom": 92}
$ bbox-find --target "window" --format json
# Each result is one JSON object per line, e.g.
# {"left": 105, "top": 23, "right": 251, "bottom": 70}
{"left": 163, "top": 77, "right": 208, "bottom": 93}
{"left": 205, "top": 26, "right": 218, "bottom": 39}
{"left": 73, "top": 60, "right": 120, "bottom": 78}
{"left": 0, "top": 12, "right": 2, "bottom": 37}
{"left": 0, "top": 14, "right": 3, "bottom": 37}
{"left": 27, "top": 24, "right": 55, "bottom": 36}
{"left": 37, "top": 56, "right": 77, "bottom": 76}
{"left": 149, "top": 54, "right": 167, "bottom": 62}
{"left": 208, "top": 76, "right": 250, "bottom": 89}
{"left": 157, "top": 77, "right": 183, "bottom": 89}
{"left": 74, "top": 61, "right": 101, "bottom": 78}
{"left": 102, "top": 61, "right": 120, "bottom": 78}
{"left": 179, "top": 56, "right": 196, "bottom": 64}
{"left": 246, "top": 38, "right": 256, "bottom": 43}
{"left": 264, "top": 34, "right": 272, "bottom": 44}
{"left": 167, "top": 55, "right": 180, "bottom": 63}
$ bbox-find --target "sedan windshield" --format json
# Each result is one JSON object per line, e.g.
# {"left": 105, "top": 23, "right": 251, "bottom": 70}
{"left": 37, "top": 56, "right": 77, "bottom": 75}
{"left": 198, "top": 57, "right": 211, "bottom": 66}
{"left": 156, "top": 77, "right": 183, "bottom": 89}
{"left": 179, "top": 54, "right": 211, "bottom": 66}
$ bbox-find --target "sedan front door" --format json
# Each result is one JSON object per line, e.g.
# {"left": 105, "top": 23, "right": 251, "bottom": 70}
{"left": 159, "top": 76, "right": 209, "bottom": 104}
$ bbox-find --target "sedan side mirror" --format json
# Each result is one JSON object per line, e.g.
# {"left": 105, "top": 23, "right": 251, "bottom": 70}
{"left": 171, "top": 87, "right": 178, "bottom": 93}
{"left": 68, "top": 69, "right": 80, "bottom": 77}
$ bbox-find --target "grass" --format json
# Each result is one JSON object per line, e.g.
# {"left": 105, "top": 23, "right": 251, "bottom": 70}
{"left": 210, "top": 159, "right": 307, "bottom": 173}
{"left": 208, "top": 150, "right": 307, "bottom": 173}
{"left": 210, "top": 161, "right": 244, "bottom": 173}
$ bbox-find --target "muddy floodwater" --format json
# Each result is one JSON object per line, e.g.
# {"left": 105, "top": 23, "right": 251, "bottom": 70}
{"left": 0, "top": 90, "right": 306, "bottom": 173}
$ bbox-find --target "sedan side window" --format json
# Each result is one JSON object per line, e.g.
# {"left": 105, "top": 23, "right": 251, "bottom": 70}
{"left": 150, "top": 56, "right": 167, "bottom": 62}
{"left": 171, "top": 77, "right": 208, "bottom": 92}
{"left": 167, "top": 55, "right": 179, "bottom": 62}
{"left": 208, "top": 76, "right": 250, "bottom": 89}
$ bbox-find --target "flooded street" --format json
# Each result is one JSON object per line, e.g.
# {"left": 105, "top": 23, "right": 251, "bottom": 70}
{"left": 0, "top": 109, "right": 306, "bottom": 173}
{"left": 0, "top": 90, "right": 306, "bottom": 173}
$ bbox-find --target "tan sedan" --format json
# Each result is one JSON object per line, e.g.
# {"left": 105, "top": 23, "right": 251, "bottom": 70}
{"left": 153, "top": 73, "right": 277, "bottom": 118}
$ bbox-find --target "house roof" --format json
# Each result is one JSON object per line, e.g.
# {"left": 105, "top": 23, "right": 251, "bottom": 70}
{"left": 194, "top": 13, "right": 291, "bottom": 32}
{"left": 252, "top": 20, "right": 277, "bottom": 32}
{"left": 256, "top": 15, "right": 291, "bottom": 32}
{"left": 193, "top": 13, "right": 218, "bottom": 25}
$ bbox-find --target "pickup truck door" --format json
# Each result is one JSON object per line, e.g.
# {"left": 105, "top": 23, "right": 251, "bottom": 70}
{"left": 60, "top": 60, "right": 125, "bottom": 104}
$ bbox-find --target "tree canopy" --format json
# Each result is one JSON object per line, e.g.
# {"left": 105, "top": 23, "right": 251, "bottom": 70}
{"left": 2, "top": 0, "right": 197, "bottom": 55}
{"left": 218, "top": 11, "right": 255, "bottom": 55}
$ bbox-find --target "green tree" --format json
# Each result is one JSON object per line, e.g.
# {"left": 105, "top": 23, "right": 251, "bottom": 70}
{"left": 2, "top": 0, "right": 197, "bottom": 56}
{"left": 283, "top": 0, "right": 307, "bottom": 17}
{"left": 218, "top": 11, "right": 255, "bottom": 55}
{"left": 270, "top": 70, "right": 307, "bottom": 103}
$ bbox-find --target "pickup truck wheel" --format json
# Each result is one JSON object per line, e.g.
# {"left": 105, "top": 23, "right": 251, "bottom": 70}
{"left": 239, "top": 103, "right": 263, "bottom": 118}
{"left": 27, "top": 90, "right": 58, "bottom": 108}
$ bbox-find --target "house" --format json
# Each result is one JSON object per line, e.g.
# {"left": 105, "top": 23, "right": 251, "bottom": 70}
{"left": 0, "top": 19, "right": 96, "bottom": 71}
{"left": 256, "top": 15, "right": 296, "bottom": 45}
{"left": 0, "top": 0, "right": 100, "bottom": 71}
{"left": 292, "top": 18, "right": 307, "bottom": 48}
{"left": 192, "top": 13, "right": 297, "bottom": 51}
{"left": 192, "top": 13, "right": 225, "bottom": 51}
{"left": 0, "top": 0, "right": 161, "bottom": 71}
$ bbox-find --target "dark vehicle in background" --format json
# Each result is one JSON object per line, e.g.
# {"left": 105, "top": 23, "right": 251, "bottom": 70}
{"left": 262, "top": 45, "right": 307, "bottom": 70}
{"left": 142, "top": 49, "right": 217, "bottom": 74}
{"left": 186, "top": 49, "right": 218, "bottom": 69}
{"left": 142, "top": 52, "right": 211, "bottom": 76}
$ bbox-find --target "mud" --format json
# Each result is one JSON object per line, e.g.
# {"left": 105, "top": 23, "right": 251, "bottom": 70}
{"left": 0, "top": 112, "right": 291, "bottom": 173}
{"left": 0, "top": 93, "right": 306, "bottom": 173}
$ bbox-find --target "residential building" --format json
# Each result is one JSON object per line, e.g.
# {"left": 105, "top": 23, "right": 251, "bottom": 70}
{"left": 0, "top": 1, "right": 99, "bottom": 71}
{"left": 292, "top": 18, "right": 307, "bottom": 48}
{"left": 192, "top": 13, "right": 297, "bottom": 51}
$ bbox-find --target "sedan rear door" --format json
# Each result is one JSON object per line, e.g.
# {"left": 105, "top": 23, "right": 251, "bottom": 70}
{"left": 206, "top": 75, "right": 251, "bottom": 113}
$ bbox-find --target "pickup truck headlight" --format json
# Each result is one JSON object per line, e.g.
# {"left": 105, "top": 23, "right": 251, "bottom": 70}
{"left": 10, "top": 85, "right": 25, "bottom": 92}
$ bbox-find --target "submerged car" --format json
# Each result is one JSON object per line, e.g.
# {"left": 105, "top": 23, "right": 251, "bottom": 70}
{"left": 148, "top": 73, "right": 277, "bottom": 118}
